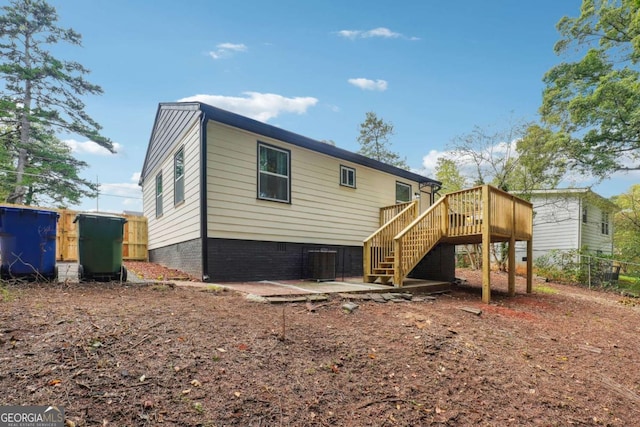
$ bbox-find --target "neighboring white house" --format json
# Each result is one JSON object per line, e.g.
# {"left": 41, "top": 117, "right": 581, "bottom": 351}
{"left": 138, "top": 102, "right": 448, "bottom": 282}
{"left": 515, "top": 188, "right": 616, "bottom": 267}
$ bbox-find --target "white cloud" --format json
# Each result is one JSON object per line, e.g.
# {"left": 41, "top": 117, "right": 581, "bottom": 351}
{"left": 336, "top": 27, "right": 418, "bottom": 40}
{"left": 99, "top": 182, "right": 140, "bottom": 196}
{"left": 421, "top": 149, "right": 448, "bottom": 176}
{"left": 131, "top": 172, "right": 141, "bottom": 182}
{"left": 421, "top": 139, "right": 519, "bottom": 179}
{"left": 178, "top": 92, "right": 318, "bottom": 122}
{"left": 366, "top": 27, "right": 401, "bottom": 38}
{"left": 208, "top": 42, "right": 247, "bottom": 59}
{"left": 64, "top": 139, "right": 123, "bottom": 156}
{"left": 337, "top": 30, "right": 361, "bottom": 39}
{"left": 348, "top": 78, "right": 388, "bottom": 91}
{"left": 90, "top": 182, "right": 142, "bottom": 213}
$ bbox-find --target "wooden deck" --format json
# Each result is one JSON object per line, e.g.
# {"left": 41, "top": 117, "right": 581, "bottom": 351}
{"left": 363, "top": 185, "right": 533, "bottom": 303}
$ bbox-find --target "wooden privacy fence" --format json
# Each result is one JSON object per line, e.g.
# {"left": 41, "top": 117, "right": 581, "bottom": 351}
{"left": 56, "top": 210, "right": 148, "bottom": 261}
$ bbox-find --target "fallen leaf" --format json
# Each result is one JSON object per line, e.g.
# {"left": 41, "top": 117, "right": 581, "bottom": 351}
{"left": 234, "top": 391, "right": 241, "bottom": 397}
{"left": 216, "top": 348, "right": 227, "bottom": 353}
{"left": 139, "top": 374, "right": 146, "bottom": 382}
{"left": 238, "top": 343, "right": 249, "bottom": 351}
{"left": 48, "top": 379, "right": 61, "bottom": 386}
{"left": 191, "top": 379, "right": 202, "bottom": 387}
{"left": 182, "top": 389, "right": 191, "bottom": 395}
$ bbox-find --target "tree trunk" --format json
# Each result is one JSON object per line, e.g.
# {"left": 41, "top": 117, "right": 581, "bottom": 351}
{"left": 6, "top": 33, "right": 32, "bottom": 205}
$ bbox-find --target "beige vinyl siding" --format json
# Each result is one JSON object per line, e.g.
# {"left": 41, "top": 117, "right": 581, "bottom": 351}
{"left": 145, "top": 121, "right": 201, "bottom": 250}
{"left": 206, "top": 121, "right": 424, "bottom": 246}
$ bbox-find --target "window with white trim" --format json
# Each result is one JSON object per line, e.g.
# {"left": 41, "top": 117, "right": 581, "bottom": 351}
{"left": 258, "top": 143, "right": 290, "bottom": 203}
{"left": 340, "top": 165, "right": 356, "bottom": 188}
{"left": 396, "top": 181, "right": 412, "bottom": 203}
{"left": 174, "top": 147, "right": 185, "bottom": 205}
{"left": 155, "top": 173, "right": 163, "bottom": 217}
{"left": 601, "top": 211, "right": 609, "bottom": 235}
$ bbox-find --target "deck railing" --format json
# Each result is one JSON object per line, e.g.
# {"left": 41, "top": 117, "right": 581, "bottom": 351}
{"left": 445, "top": 187, "right": 484, "bottom": 237}
{"left": 379, "top": 201, "right": 414, "bottom": 226}
{"left": 485, "top": 187, "right": 533, "bottom": 240}
{"left": 363, "top": 200, "right": 419, "bottom": 281}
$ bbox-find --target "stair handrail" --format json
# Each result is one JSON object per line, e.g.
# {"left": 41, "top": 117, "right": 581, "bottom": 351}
{"left": 393, "top": 196, "right": 448, "bottom": 285}
{"left": 363, "top": 200, "right": 419, "bottom": 279}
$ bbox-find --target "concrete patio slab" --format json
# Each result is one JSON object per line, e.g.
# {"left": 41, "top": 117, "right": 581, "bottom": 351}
{"left": 177, "top": 277, "right": 452, "bottom": 297}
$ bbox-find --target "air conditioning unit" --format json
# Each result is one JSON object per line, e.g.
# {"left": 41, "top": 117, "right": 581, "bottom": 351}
{"left": 308, "top": 250, "right": 337, "bottom": 281}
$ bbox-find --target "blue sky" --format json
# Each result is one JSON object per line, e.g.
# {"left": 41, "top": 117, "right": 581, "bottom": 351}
{"left": 33, "top": 0, "right": 635, "bottom": 212}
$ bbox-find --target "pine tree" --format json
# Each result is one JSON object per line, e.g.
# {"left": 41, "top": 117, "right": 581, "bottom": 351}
{"left": 357, "top": 112, "right": 409, "bottom": 169}
{"left": 0, "top": 0, "right": 112, "bottom": 204}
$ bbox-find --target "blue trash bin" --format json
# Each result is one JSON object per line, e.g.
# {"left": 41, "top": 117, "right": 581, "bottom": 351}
{"left": 0, "top": 206, "right": 59, "bottom": 280}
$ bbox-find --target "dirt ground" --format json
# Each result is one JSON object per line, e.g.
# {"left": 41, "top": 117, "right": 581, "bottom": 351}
{"left": 1, "top": 263, "right": 639, "bottom": 426}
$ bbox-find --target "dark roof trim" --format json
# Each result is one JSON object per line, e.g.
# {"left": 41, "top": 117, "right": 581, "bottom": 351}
{"left": 138, "top": 103, "right": 202, "bottom": 185}
{"left": 159, "top": 101, "right": 440, "bottom": 186}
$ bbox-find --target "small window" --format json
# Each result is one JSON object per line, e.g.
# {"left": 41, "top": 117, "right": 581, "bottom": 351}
{"left": 258, "top": 143, "right": 290, "bottom": 203}
{"left": 340, "top": 165, "right": 356, "bottom": 188}
{"left": 601, "top": 211, "right": 609, "bottom": 235}
{"left": 582, "top": 205, "right": 588, "bottom": 223}
{"left": 155, "top": 173, "right": 163, "bottom": 217}
{"left": 174, "top": 147, "right": 185, "bottom": 205}
{"left": 396, "top": 181, "right": 412, "bottom": 203}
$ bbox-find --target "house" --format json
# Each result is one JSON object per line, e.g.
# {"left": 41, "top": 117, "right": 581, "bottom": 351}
{"left": 138, "top": 102, "right": 447, "bottom": 283}
{"left": 515, "top": 188, "right": 616, "bottom": 267}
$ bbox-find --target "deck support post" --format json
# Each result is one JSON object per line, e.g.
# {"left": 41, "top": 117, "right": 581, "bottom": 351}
{"left": 363, "top": 242, "right": 372, "bottom": 283}
{"left": 481, "top": 185, "right": 491, "bottom": 303}
{"left": 508, "top": 198, "right": 516, "bottom": 297}
{"left": 526, "top": 239, "right": 533, "bottom": 293}
{"left": 508, "top": 236, "right": 516, "bottom": 296}
{"left": 393, "top": 239, "right": 402, "bottom": 287}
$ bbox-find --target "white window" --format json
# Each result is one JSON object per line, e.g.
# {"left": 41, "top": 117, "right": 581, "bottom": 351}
{"left": 340, "top": 165, "right": 356, "bottom": 188}
{"left": 396, "top": 181, "right": 412, "bottom": 203}
{"left": 258, "top": 143, "right": 290, "bottom": 203}
{"left": 155, "top": 173, "right": 163, "bottom": 217}
{"left": 601, "top": 211, "right": 609, "bottom": 235}
{"left": 174, "top": 147, "right": 185, "bottom": 205}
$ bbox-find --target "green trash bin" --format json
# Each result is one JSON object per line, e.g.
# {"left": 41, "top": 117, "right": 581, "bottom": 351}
{"left": 74, "top": 213, "right": 127, "bottom": 282}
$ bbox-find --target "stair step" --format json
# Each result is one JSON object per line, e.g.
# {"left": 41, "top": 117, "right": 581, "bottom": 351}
{"left": 373, "top": 268, "right": 394, "bottom": 275}
{"left": 365, "top": 273, "right": 394, "bottom": 286}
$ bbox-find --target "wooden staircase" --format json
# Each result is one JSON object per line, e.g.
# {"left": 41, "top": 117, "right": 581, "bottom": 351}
{"left": 363, "top": 185, "right": 534, "bottom": 295}
{"left": 362, "top": 199, "right": 420, "bottom": 285}
{"left": 364, "top": 196, "right": 445, "bottom": 285}
{"left": 371, "top": 254, "right": 396, "bottom": 285}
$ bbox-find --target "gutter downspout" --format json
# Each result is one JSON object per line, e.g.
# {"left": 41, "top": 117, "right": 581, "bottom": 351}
{"left": 199, "top": 111, "right": 210, "bottom": 281}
